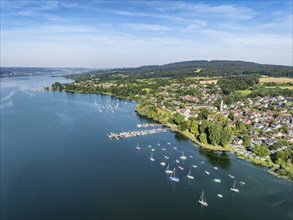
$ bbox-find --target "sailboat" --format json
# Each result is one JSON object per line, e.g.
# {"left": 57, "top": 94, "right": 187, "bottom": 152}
{"left": 157, "top": 141, "right": 160, "bottom": 146}
{"left": 230, "top": 180, "right": 239, "bottom": 192}
{"left": 160, "top": 162, "right": 166, "bottom": 166}
{"left": 94, "top": 100, "right": 97, "bottom": 106}
{"left": 180, "top": 152, "right": 187, "bottom": 160}
{"left": 150, "top": 152, "right": 155, "bottom": 162}
{"left": 198, "top": 191, "right": 208, "bottom": 206}
{"left": 169, "top": 168, "right": 179, "bottom": 182}
{"left": 165, "top": 164, "right": 173, "bottom": 174}
{"left": 135, "top": 143, "right": 141, "bottom": 150}
{"left": 186, "top": 169, "right": 194, "bottom": 179}
{"left": 164, "top": 156, "right": 170, "bottom": 159}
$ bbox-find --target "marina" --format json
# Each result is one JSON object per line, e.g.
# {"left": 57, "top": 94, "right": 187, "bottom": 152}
{"left": 108, "top": 128, "right": 168, "bottom": 140}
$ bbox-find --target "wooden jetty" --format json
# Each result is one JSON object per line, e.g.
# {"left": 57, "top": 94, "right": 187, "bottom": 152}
{"left": 108, "top": 128, "right": 168, "bottom": 140}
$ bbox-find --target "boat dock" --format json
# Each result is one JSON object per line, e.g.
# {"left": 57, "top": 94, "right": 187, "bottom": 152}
{"left": 108, "top": 128, "right": 168, "bottom": 140}
{"left": 137, "top": 123, "right": 161, "bottom": 128}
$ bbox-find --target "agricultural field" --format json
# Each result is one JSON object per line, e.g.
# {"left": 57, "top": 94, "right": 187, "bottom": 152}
{"left": 259, "top": 77, "right": 293, "bottom": 83}
{"left": 199, "top": 79, "right": 218, "bottom": 84}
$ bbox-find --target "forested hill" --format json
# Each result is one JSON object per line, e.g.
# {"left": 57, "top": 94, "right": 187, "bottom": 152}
{"left": 107, "top": 60, "right": 292, "bottom": 78}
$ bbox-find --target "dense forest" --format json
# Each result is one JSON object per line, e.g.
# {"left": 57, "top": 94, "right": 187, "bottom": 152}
{"left": 68, "top": 60, "right": 293, "bottom": 81}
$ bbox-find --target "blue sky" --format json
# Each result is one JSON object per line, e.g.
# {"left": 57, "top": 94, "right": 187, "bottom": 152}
{"left": 1, "top": 0, "right": 292, "bottom": 68}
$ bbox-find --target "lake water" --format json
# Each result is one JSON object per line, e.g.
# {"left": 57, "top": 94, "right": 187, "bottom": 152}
{"left": 1, "top": 76, "right": 293, "bottom": 220}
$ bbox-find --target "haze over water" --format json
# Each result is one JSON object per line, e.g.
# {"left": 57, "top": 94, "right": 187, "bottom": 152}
{"left": 1, "top": 76, "right": 292, "bottom": 220}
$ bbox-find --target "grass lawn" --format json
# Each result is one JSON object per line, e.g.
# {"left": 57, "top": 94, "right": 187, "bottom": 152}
{"left": 237, "top": 90, "right": 252, "bottom": 95}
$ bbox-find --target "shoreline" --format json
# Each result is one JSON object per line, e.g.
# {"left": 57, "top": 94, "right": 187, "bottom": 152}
{"left": 60, "top": 88, "right": 292, "bottom": 182}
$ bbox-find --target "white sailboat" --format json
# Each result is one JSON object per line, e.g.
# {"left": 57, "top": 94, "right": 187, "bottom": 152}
{"left": 165, "top": 164, "right": 173, "bottom": 174}
{"left": 135, "top": 143, "right": 141, "bottom": 150}
{"left": 180, "top": 151, "right": 187, "bottom": 160}
{"left": 198, "top": 191, "right": 208, "bottom": 206}
{"left": 205, "top": 170, "right": 210, "bottom": 175}
{"left": 217, "top": 194, "right": 223, "bottom": 198}
{"left": 214, "top": 178, "right": 221, "bottom": 183}
{"left": 150, "top": 152, "right": 155, "bottom": 162}
{"left": 157, "top": 141, "right": 160, "bottom": 146}
{"left": 186, "top": 169, "right": 194, "bottom": 179}
{"left": 230, "top": 180, "right": 239, "bottom": 192}
{"left": 229, "top": 174, "right": 235, "bottom": 179}
{"left": 169, "top": 168, "right": 179, "bottom": 182}
{"left": 160, "top": 162, "right": 166, "bottom": 166}
{"left": 164, "top": 156, "right": 170, "bottom": 159}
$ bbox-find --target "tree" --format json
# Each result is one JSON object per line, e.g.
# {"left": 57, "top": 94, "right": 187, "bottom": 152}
{"left": 199, "top": 133, "right": 208, "bottom": 144}
{"left": 199, "top": 120, "right": 213, "bottom": 135}
{"left": 214, "top": 114, "right": 229, "bottom": 127}
{"left": 208, "top": 123, "right": 222, "bottom": 145}
{"left": 253, "top": 144, "right": 270, "bottom": 157}
{"left": 220, "top": 126, "right": 233, "bottom": 146}
{"left": 197, "top": 108, "right": 209, "bottom": 120}
{"left": 173, "top": 113, "right": 185, "bottom": 125}
{"left": 280, "top": 125, "right": 288, "bottom": 134}
{"left": 178, "top": 121, "right": 189, "bottom": 131}
{"left": 242, "top": 135, "right": 251, "bottom": 148}
{"left": 190, "top": 120, "right": 199, "bottom": 137}
{"left": 236, "top": 121, "right": 247, "bottom": 135}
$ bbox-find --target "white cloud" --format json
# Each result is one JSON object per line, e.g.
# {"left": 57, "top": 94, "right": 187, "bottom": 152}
{"left": 123, "top": 23, "right": 170, "bottom": 31}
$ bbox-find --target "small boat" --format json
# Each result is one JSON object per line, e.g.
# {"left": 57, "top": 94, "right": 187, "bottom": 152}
{"left": 151, "top": 148, "right": 155, "bottom": 152}
{"left": 201, "top": 161, "right": 205, "bottom": 164}
{"left": 167, "top": 142, "right": 171, "bottom": 145}
{"left": 173, "top": 147, "right": 177, "bottom": 150}
{"left": 135, "top": 144, "right": 141, "bottom": 150}
{"left": 178, "top": 166, "right": 184, "bottom": 171}
{"left": 229, "top": 174, "right": 235, "bottom": 179}
{"left": 192, "top": 165, "right": 197, "bottom": 168}
{"left": 240, "top": 181, "right": 246, "bottom": 185}
{"left": 205, "top": 171, "right": 210, "bottom": 175}
{"left": 180, "top": 152, "right": 187, "bottom": 160}
{"left": 214, "top": 178, "right": 221, "bottom": 183}
{"left": 164, "top": 156, "right": 170, "bottom": 159}
{"left": 189, "top": 155, "right": 193, "bottom": 158}
{"left": 169, "top": 168, "right": 179, "bottom": 182}
{"left": 160, "top": 162, "right": 166, "bottom": 166}
{"left": 161, "top": 148, "right": 166, "bottom": 151}
{"left": 157, "top": 141, "right": 160, "bottom": 146}
{"left": 230, "top": 180, "right": 239, "bottom": 192}
{"left": 150, "top": 152, "right": 155, "bottom": 162}
{"left": 148, "top": 145, "right": 152, "bottom": 148}
{"left": 198, "top": 191, "right": 208, "bottom": 206}
{"left": 186, "top": 169, "right": 194, "bottom": 179}
{"left": 214, "top": 166, "right": 218, "bottom": 170}
{"left": 217, "top": 194, "right": 223, "bottom": 198}
{"left": 175, "top": 160, "right": 180, "bottom": 163}
{"left": 165, "top": 164, "right": 173, "bottom": 174}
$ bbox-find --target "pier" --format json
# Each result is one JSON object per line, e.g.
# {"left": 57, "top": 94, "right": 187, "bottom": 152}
{"left": 137, "top": 123, "right": 161, "bottom": 128}
{"left": 108, "top": 128, "right": 168, "bottom": 140}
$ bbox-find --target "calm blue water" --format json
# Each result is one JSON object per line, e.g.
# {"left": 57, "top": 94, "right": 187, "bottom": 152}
{"left": 1, "top": 76, "right": 293, "bottom": 220}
